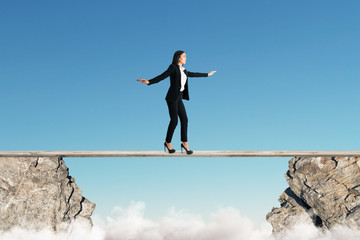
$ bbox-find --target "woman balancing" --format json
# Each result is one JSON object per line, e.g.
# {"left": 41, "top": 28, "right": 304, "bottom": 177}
{"left": 137, "top": 50, "right": 216, "bottom": 155}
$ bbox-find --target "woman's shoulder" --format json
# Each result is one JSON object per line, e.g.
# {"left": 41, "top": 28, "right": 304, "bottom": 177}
{"left": 167, "top": 64, "right": 178, "bottom": 72}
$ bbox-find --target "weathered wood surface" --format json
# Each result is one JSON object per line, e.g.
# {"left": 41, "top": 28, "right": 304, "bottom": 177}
{"left": 0, "top": 151, "right": 360, "bottom": 157}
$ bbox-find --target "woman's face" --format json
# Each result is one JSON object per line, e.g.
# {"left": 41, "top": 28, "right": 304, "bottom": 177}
{"left": 178, "top": 53, "right": 187, "bottom": 65}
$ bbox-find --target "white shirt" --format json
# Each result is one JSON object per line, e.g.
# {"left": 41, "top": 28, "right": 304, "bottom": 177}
{"left": 179, "top": 65, "right": 187, "bottom": 91}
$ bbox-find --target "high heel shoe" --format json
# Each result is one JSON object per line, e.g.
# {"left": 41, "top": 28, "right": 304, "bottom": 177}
{"left": 181, "top": 143, "right": 193, "bottom": 155}
{"left": 164, "top": 142, "right": 175, "bottom": 153}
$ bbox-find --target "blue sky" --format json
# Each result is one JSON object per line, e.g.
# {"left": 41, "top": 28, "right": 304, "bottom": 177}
{"left": 1, "top": 0, "right": 360, "bottom": 225}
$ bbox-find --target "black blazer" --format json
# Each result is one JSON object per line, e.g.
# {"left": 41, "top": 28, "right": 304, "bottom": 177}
{"left": 148, "top": 63, "right": 208, "bottom": 101}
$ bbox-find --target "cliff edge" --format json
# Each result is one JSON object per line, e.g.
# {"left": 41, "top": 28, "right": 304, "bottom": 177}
{"left": 0, "top": 156, "right": 95, "bottom": 232}
{"left": 267, "top": 156, "right": 360, "bottom": 233}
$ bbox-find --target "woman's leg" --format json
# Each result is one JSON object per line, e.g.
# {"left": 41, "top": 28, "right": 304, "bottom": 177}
{"left": 178, "top": 99, "right": 188, "bottom": 142}
{"left": 165, "top": 99, "right": 179, "bottom": 143}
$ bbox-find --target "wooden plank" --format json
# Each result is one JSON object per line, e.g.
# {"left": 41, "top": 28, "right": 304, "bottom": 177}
{"left": 0, "top": 151, "right": 359, "bottom": 158}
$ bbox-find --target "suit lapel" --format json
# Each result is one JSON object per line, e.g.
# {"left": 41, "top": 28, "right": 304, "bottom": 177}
{"left": 175, "top": 65, "right": 181, "bottom": 85}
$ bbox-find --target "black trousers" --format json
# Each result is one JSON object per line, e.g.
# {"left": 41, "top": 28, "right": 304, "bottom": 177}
{"left": 165, "top": 91, "right": 188, "bottom": 143}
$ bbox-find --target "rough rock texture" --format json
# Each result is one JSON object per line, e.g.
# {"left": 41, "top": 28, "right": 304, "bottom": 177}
{"left": 0, "top": 156, "right": 95, "bottom": 232}
{"left": 267, "top": 156, "right": 360, "bottom": 233}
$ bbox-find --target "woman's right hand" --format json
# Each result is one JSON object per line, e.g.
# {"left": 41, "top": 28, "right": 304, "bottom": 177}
{"left": 137, "top": 79, "right": 150, "bottom": 85}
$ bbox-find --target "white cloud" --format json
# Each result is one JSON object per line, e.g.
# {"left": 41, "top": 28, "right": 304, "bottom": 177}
{"left": 1, "top": 202, "right": 360, "bottom": 240}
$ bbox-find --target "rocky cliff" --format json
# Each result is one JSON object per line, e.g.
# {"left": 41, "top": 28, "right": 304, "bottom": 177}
{"left": 267, "top": 156, "right": 360, "bottom": 233}
{"left": 0, "top": 156, "right": 95, "bottom": 232}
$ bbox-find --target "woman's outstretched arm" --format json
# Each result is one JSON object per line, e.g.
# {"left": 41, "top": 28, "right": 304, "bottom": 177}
{"left": 187, "top": 70, "right": 216, "bottom": 77}
{"left": 137, "top": 65, "right": 175, "bottom": 86}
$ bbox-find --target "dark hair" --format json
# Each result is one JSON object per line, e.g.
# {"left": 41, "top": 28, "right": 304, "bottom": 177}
{"left": 172, "top": 50, "right": 185, "bottom": 65}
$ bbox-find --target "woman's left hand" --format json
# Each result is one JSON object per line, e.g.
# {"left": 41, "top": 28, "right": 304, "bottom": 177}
{"left": 208, "top": 71, "right": 216, "bottom": 76}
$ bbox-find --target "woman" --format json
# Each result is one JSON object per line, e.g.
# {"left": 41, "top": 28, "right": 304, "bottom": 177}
{"left": 137, "top": 50, "right": 216, "bottom": 154}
